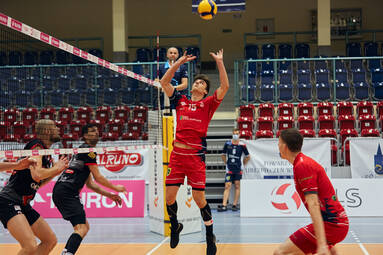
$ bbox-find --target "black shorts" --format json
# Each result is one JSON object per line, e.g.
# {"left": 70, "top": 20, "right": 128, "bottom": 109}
{"left": 225, "top": 172, "right": 242, "bottom": 183}
{"left": 53, "top": 184, "right": 86, "bottom": 225}
{"left": 0, "top": 197, "right": 40, "bottom": 229}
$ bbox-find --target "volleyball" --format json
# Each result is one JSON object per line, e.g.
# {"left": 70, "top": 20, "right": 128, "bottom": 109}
{"left": 198, "top": 0, "right": 218, "bottom": 20}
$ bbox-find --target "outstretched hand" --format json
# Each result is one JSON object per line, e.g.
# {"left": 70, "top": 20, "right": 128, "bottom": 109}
{"left": 109, "top": 193, "right": 123, "bottom": 205}
{"left": 14, "top": 157, "right": 37, "bottom": 170}
{"left": 210, "top": 49, "right": 224, "bottom": 62}
{"left": 178, "top": 51, "right": 196, "bottom": 65}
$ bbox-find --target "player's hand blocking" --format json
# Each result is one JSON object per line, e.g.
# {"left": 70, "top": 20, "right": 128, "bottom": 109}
{"left": 210, "top": 49, "right": 224, "bottom": 62}
{"left": 14, "top": 157, "right": 37, "bottom": 170}
{"left": 109, "top": 193, "right": 123, "bottom": 206}
{"left": 178, "top": 51, "right": 196, "bottom": 65}
{"left": 55, "top": 157, "right": 69, "bottom": 172}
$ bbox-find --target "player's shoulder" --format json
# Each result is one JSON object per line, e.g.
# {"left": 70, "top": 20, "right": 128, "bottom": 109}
{"left": 238, "top": 141, "right": 247, "bottom": 147}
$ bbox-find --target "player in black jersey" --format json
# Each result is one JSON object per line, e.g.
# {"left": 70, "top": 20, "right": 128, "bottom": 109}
{"left": 53, "top": 123, "right": 127, "bottom": 255}
{"left": 0, "top": 157, "right": 36, "bottom": 172}
{"left": 0, "top": 119, "right": 69, "bottom": 255}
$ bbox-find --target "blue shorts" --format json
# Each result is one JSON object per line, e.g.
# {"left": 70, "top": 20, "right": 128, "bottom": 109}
{"left": 225, "top": 171, "right": 242, "bottom": 183}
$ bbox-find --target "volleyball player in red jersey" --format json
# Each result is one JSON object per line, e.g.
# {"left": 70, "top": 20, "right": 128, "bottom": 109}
{"left": 160, "top": 49, "right": 229, "bottom": 255}
{"left": 274, "top": 128, "right": 349, "bottom": 255}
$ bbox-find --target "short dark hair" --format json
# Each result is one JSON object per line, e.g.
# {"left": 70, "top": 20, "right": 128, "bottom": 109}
{"left": 280, "top": 128, "right": 303, "bottom": 152}
{"left": 81, "top": 123, "right": 97, "bottom": 137}
{"left": 193, "top": 74, "right": 210, "bottom": 97}
{"left": 233, "top": 128, "right": 240, "bottom": 133}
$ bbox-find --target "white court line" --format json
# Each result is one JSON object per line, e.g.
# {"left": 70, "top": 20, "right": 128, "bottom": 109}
{"left": 146, "top": 237, "right": 169, "bottom": 255}
{"left": 350, "top": 230, "right": 370, "bottom": 255}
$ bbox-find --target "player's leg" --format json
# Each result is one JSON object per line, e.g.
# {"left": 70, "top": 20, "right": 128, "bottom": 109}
{"left": 232, "top": 179, "right": 241, "bottom": 209}
{"left": 219, "top": 175, "right": 231, "bottom": 211}
{"left": 30, "top": 216, "right": 58, "bottom": 255}
{"left": 329, "top": 245, "right": 339, "bottom": 255}
{"left": 166, "top": 184, "right": 183, "bottom": 249}
{"left": 6, "top": 214, "right": 38, "bottom": 255}
{"left": 61, "top": 214, "right": 89, "bottom": 255}
{"left": 273, "top": 238, "right": 306, "bottom": 255}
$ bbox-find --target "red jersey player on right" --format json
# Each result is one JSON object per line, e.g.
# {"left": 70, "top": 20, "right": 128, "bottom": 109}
{"left": 274, "top": 128, "right": 349, "bottom": 255}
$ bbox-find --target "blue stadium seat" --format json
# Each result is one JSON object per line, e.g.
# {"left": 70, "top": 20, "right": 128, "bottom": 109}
{"left": 245, "top": 44, "right": 258, "bottom": 59}
{"left": 354, "top": 82, "right": 370, "bottom": 100}
{"left": 278, "top": 84, "right": 294, "bottom": 102}
{"left": 262, "top": 44, "right": 275, "bottom": 59}
{"left": 121, "top": 87, "right": 136, "bottom": 105}
{"left": 9, "top": 51, "right": 22, "bottom": 65}
{"left": 260, "top": 74, "right": 274, "bottom": 85}
{"left": 295, "top": 43, "right": 310, "bottom": 58}
{"left": 368, "top": 60, "right": 381, "bottom": 71}
{"left": 335, "top": 82, "right": 351, "bottom": 100}
{"left": 65, "top": 66, "right": 78, "bottom": 77}
{"left": 88, "top": 48, "right": 103, "bottom": 58}
{"left": 279, "top": 61, "right": 292, "bottom": 72}
{"left": 24, "top": 51, "right": 38, "bottom": 65}
{"left": 47, "top": 66, "right": 63, "bottom": 79}
{"left": 72, "top": 54, "right": 85, "bottom": 64}
{"left": 241, "top": 85, "right": 256, "bottom": 102}
{"left": 136, "top": 48, "right": 151, "bottom": 62}
{"left": 297, "top": 71, "right": 311, "bottom": 84}
{"left": 29, "top": 68, "right": 41, "bottom": 79}
{"left": 314, "top": 57, "right": 327, "bottom": 71}
{"left": 261, "top": 61, "right": 274, "bottom": 75}
{"left": 110, "top": 76, "right": 122, "bottom": 90}
{"left": 6, "top": 78, "right": 21, "bottom": 92}
{"left": 347, "top": 42, "right": 362, "bottom": 57}
{"left": 152, "top": 47, "right": 167, "bottom": 62}
{"left": 57, "top": 77, "right": 71, "bottom": 90}
{"left": 335, "top": 58, "right": 347, "bottom": 72}
{"left": 42, "top": 77, "right": 54, "bottom": 91}
{"left": 297, "top": 83, "right": 312, "bottom": 101}
{"left": 247, "top": 73, "right": 256, "bottom": 86}
{"left": 15, "top": 90, "right": 31, "bottom": 107}
{"left": 67, "top": 89, "right": 82, "bottom": 106}
{"left": 278, "top": 44, "right": 292, "bottom": 59}
{"left": 0, "top": 68, "right": 12, "bottom": 80}
{"left": 0, "top": 51, "right": 7, "bottom": 66}
{"left": 373, "top": 82, "right": 383, "bottom": 100}
{"left": 32, "top": 90, "right": 43, "bottom": 107}
{"left": 56, "top": 50, "right": 69, "bottom": 64}
{"left": 0, "top": 91, "right": 12, "bottom": 107}
{"left": 73, "top": 77, "right": 87, "bottom": 90}
{"left": 137, "top": 87, "right": 151, "bottom": 105}
{"left": 40, "top": 51, "right": 53, "bottom": 65}
{"left": 279, "top": 73, "right": 292, "bottom": 84}
{"left": 364, "top": 42, "right": 379, "bottom": 56}
{"left": 371, "top": 70, "right": 383, "bottom": 83}
{"left": 48, "top": 90, "right": 64, "bottom": 107}
{"left": 350, "top": 60, "right": 364, "bottom": 71}
{"left": 24, "top": 78, "right": 38, "bottom": 92}
{"left": 315, "top": 70, "right": 330, "bottom": 84}
{"left": 259, "top": 84, "right": 275, "bottom": 102}
{"left": 335, "top": 71, "right": 348, "bottom": 83}
{"left": 85, "top": 88, "right": 97, "bottom": 106}
{"left": 316, "top": 82, "right": 331, "bottom": 101}
{"left": 297, "top": 61, "right": 310, "bottom": 71}
{"left": 352, "top": 70, "right": 367, "bottom": 83}
{"left": 103, "top": 88, "right": 118, "bottom": 105}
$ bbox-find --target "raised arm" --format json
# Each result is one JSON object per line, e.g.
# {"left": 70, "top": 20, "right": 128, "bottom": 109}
{"left": 160, "top": 52, "right": 196, "bottom": 98}
{"left": 29, "top": 155, "right": 68, "bottom": 182}
{"left": 210, "top": 49, "right": 229, "bottom": 100}
{"left": 0, "top": 157, "right": 36, "bottom": 172}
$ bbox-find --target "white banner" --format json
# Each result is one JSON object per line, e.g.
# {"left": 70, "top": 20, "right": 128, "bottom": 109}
{"left": 149, "top": 148, "right": 201, "bottom": 235}
{"left": 350, "top": 138, "right": 383, "bottom": 178}
{"left": 241, "top": 179, "right": 383, "bottom": 217}
{"left": 243, "top": 138, "right": 331, "bottom": 179}
{"left": 97, "top": 148, "right": 152, "bottom": 181}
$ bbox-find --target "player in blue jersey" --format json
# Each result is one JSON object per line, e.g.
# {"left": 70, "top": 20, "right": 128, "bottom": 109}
{"left": 218, "top": 128, "right": 250, "bottom": 212}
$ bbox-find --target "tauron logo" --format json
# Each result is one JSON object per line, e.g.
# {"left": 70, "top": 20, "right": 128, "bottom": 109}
{"left": 270, "top": 183, "right": 301, "bottom": 214}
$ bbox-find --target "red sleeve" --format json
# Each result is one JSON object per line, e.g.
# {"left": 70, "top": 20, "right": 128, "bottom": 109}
{"left": 208, "top": 91, "right": 223, "bottom": 119}
{"left": 294, "top": 163, "right": 318, "bottom": 194}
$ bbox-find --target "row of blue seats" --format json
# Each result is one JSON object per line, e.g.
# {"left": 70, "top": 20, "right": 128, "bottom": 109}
{"left": 0, "top": 49, "right": 103, "bottom": 66}
{"left": 245, "top": 42, "right": 383, "bottom": 60}
{"left": 241, "top": 82, "right": 382, "bottom": 103}
{"left": 247, "top": 69, "right": 383, "bottom": 86}
{"left": 135, "top": 47, "right": 200, "bottom": 62}
{"left": 0, "top": 87, "right": 157, "bottom": 108}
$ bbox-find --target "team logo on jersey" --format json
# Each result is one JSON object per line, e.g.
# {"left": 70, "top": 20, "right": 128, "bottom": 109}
{"left": 180, "top": 102, "right": 187, "bottom": 106}
{"left": 88, "top": 152, "right": 96, "bottom": 159}
{"left": 65, "top": 169, "right": 74, "bottom": 174}
{"left": 98, "top": 151, "right": 143, "bottom": 172}
{"left": 167, "top": 168, "right": 171, "bottom": 176}
{"left": 374, "top": 144, "right": 383, "bottom": 175}
{"left": 199, "top": 102, "right": 204, "bottom": 108}
{"left": 30, "top": 182, "right": 40, "bottom": 191}
{"left": 270, "top": 183, "right": 302, "bottom": 214}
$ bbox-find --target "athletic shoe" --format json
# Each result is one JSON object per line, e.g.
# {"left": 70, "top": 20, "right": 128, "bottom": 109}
{"left": 232, "top": 205, "right": 239, "bottom": 211}
{"left": 170, "top": 223, "right": 183, "bottom": 248}
{"left": 217, "top": 205, "right": 227, "bottom": 212}
{"left": 206, "top": 234, "right": 217, "bottom": 255}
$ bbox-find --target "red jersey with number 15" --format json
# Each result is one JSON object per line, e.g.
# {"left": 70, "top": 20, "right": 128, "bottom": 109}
{"left": 293, "top": 153, "right": 348, "bottom": 225}
{"left": 170, "top": 90, "right": 222, "bottom": 150}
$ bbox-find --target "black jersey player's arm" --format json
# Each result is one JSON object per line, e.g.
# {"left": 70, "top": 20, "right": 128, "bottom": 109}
{"left": 29, "top": 154, "right": 69, "bottom": 182}
{"left": 86, "top": 176, "right": 122, "bottom": 205}
{"left": 0, "top": 157, "right": 36, "bottom": 172}
{"left": 210, "top": 49, "right": 229, "bottom": 100}
{"left": 160, "top": 51, "right": 196, "bottom": 98}
{"left": 88, "top": 164, "right": 127, "bottom": 193}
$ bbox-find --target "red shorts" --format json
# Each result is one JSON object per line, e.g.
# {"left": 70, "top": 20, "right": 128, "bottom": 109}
{"left": 290, "top": 221, "right": 349, "bottom": 254}
{"left": 166, "top": 146, "right": 206, "bottom": 190}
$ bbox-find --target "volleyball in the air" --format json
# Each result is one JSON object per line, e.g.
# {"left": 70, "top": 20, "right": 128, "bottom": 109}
{"left": 198, "top": 0, "right": 218, "bottom": 20}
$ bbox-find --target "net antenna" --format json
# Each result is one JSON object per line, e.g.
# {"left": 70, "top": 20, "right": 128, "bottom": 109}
{"left": 0, "top": 12, "right": 161, "bottom": 88}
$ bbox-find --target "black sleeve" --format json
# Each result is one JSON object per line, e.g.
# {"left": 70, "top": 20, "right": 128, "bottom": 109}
{"left": 242, "top": 145, "right": 249, "bottom": 156}
{"left": 78, "top": 152, "right": 97, "bottom": 165}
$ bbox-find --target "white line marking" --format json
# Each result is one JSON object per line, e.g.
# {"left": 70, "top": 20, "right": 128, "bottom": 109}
{"left": 350, "top": 230, "right": 370, "bottom": 255}
{"left": 146, "top": 237, "right": 169, "bottom": 255}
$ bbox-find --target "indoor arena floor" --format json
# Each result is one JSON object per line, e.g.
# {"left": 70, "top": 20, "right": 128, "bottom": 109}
{"left": 1, "top": 211, "right": 382, "bottom": 254}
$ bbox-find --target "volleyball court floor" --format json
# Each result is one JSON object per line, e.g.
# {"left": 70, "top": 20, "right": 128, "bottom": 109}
{"left": 0, "top": 210, "right": 382, "bottom": 254}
